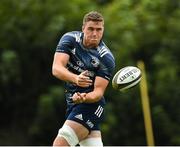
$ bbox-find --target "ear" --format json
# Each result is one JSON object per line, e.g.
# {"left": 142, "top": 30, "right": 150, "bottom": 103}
{"left": 82, "top": 25, "right": 84, "bottom": 32}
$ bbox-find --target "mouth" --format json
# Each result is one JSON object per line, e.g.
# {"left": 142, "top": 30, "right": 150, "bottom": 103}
{"left": 90, "top": 38, "right": 98, "bottom": 41}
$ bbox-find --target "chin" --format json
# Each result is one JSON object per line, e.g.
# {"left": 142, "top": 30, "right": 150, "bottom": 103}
{"left": 90, "top": 43, "right": 98, "bottom": 48}
{"left": 85, "top": 40, "right": 100, "bottom": 48}
{"left": 91, "top": 41, "right": 99, "bottom": 45}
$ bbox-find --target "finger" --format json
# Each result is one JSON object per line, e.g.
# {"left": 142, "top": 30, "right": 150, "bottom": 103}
{"left": 77, "top": 92, "right": 84, "bottom": 99}
{"left": 77, "top": 92, "right": 81, "bottom": 97}
{"left": 77, "top": 79, "right": 92, "bottom": 85}
{"left": 76, "top": 93, "right": 86, "bottom": 103}
{"left": 82, "top": 93, "right": 87, "bottom": 97}
{"left": 79, "top": 75, "right": 90, "bottom": 80}
{"left": 81, "top": 70, "right": 89, "bottom": 76}
{"left": 78, "top": 83, "right": 92, "bottom": 87}
{"left": 74, "top": 97, "right": 81, "bottom": 103}
{"left": 72, "top": 93, "right": 78, "bottom": 101}
{"left": 74, "top": 97, "right": 81, "bottom": 104}
{"left": 78, "top": 84, "right": 90, "bottom": 88}
{"left": 78, "top": 75, "right": 92, "bottom": 81}
{"left": 82, "top": 96, "right": 86, "bottom": 101}
{"left": 78, "top": 79, "right": 92, "bottom": 84}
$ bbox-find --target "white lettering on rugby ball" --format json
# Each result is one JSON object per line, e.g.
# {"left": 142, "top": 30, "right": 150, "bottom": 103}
{"left": 117, "top": 66, "right": 141, "bottom": 84}
{"left": 112, "top": 66, "right": 141, "bottom": 91}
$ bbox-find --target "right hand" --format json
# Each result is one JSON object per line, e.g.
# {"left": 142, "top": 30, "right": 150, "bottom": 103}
{"left": 75, "top": 70, "right": 92, "bottom": 87}
{"left": 72, "top": 92, "right": 87, "bottom": 104}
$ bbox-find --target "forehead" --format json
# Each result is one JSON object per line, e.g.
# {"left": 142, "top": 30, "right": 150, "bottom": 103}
{"left": 84, "top": 21, "right": 104, "bottom": 28}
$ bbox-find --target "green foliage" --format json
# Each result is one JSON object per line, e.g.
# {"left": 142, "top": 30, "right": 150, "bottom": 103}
{"left": 28, "top": 86, "right": 65, "bottom": 145}
{"left": 0, "top": 50, "right": 20, "bottom": 84}
{"left": 0, "top": 0, "right": 179, "bottom": 145}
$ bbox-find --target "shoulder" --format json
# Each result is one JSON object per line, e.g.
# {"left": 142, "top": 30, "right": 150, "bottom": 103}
{"left": 97, "top": 42, "right": 115, "bottom": 62}
{"left": 98, "top": 42, "right": 115, "bottom": 70}
{"left": 56, "top": 31, "right": 82, "bottom": 53}
{"left": 60, "top": 31, "right": 82, "bottom": 43}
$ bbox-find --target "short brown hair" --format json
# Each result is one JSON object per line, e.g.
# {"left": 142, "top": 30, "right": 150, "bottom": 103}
{"left": 83, "top": 11, "right": 104, "bottom": 25}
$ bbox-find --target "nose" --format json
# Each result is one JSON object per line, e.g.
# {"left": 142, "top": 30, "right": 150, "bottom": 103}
{"left": 92, "top": 30, "right": 97, "bottom": 36}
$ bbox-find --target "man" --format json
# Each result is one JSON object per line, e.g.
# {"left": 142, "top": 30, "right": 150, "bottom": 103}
{"left": 52, "top": 11, "right": 115, "bottom": 146}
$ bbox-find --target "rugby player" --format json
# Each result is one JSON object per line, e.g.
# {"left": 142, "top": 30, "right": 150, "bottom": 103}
{"left": 52, "top": 11, "right": 115, "bottom": 146}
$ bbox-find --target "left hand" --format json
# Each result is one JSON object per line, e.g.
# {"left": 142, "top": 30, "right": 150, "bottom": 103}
{"left": 72, "top": 92, "right": 86, "bottom": 104}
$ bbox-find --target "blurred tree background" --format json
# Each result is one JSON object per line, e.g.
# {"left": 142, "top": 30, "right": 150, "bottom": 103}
{"left": 0, "top": 0, "right": 179, "bottom": 145}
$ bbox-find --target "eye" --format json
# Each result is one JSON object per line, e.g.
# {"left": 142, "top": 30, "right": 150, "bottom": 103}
{"left": 96, "top": 28, "right": 102, "bottom": 31}
{"left": 88, "top": 27, "right": 94, "bottom": 31}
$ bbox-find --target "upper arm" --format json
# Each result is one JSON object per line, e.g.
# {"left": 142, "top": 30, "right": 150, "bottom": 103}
{"left": 91, "top": 54, "right": 115, "bottom": 99}
{"left": 52, "top": 52, "right": 70, "bottom": 74}
{"left": 93, "top": 76, "right": 109, "bottom": 97}
{"left": 53, "top": 52, "right": 70, "bottom": 67}
{"left": 96, "top": 54, "right": 115, "bottom": 81}
{"left": 53, "top": 32, "right": 74, "bottom": 70}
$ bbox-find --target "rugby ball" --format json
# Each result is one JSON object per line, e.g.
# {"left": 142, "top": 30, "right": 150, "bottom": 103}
{"left": 112, "top": 66, "right": 141, "bottom": 91}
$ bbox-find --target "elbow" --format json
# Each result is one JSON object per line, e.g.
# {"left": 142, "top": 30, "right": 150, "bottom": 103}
{"left": 52, "top": 67, "right": 59, "bottom": 78}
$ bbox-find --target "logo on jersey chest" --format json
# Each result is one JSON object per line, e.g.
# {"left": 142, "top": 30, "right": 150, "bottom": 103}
{"left": 71, "top": 48, "right": 76, "bottom": 55}
{"left": 76, "top": 61, "right": 84, "bottom": 67}
{"left": 91, "top": 57, "right": 99, "bottom": 68}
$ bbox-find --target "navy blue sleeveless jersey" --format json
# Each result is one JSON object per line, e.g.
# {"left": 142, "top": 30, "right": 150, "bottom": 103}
{"left": 56, "top": 31, "right": 115, "bottom": 131}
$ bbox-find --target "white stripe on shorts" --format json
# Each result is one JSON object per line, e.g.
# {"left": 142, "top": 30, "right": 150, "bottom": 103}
{"left": 94, "top": 105, "right": 104, "bottom": 117}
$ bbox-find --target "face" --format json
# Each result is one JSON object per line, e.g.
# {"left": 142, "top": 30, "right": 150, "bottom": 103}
{"left": 82, "top": 21, "right": 104, "bottom": 48}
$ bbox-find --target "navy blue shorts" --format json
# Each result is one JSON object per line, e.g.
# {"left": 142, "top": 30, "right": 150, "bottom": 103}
{"left": 66, "top": 103, "right": 105, "bottom": 132}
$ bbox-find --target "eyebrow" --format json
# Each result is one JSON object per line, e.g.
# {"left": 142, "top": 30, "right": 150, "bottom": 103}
{"left": 88, "top": 26, "right": 103, "bottom": 29}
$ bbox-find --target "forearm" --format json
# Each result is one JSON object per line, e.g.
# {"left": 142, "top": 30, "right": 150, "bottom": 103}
{"left": 72, "top": 77, "right": 108, "bottom": 104}
{"left": 84, "top": 89, "right": 104, "bottom": 103}
{"left": 52, "top": 65, "right": 77, "bottom": 84}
